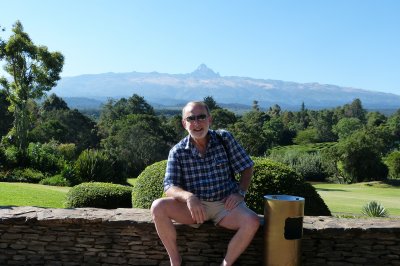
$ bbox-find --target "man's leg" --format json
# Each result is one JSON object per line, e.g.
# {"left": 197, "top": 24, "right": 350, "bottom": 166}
{"left": 217, "top": 204, "right": 260, "bottom": 266}
{"left": 151, "top": 197, "right": 195, "bottom": 266}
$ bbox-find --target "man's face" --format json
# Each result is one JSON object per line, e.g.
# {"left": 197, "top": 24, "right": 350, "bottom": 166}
{"left": 182, "top": 104, "right": 212, "bottom": 140}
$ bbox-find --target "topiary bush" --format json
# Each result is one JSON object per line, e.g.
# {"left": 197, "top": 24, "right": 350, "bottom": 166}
{"left": 249, "top": 157, "right": 331, "bottom": 216}
{"left": 132, "top": 158, "right": 331, "bottom": 216}
{"left": 132, "top": 160, "right": 167, "bottom": 209}
{"left": 65, "top": 182, "right": 132, "bottom": 209}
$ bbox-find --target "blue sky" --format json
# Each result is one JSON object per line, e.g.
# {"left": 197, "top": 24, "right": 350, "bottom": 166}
{"left": 1, "top": 0, "right": 400, "bottom": 95}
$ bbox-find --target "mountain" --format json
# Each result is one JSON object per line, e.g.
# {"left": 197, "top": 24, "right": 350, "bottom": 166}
{"left": 52, "top": 64, "right": 400, "bottom": 110}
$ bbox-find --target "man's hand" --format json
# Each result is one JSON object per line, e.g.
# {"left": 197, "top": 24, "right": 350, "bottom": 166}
{"left": 186, "top": 195, "right": 206, "bottom": 224}
{"left": 224, "top": 193, "right": 244, "bottom": 211}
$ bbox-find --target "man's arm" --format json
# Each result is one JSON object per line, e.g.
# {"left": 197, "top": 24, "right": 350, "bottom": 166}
{"left": 237, "top": 166, "right": 253, "bottom": 192}
{"left": 165, "top": 185, "right": 194, "bottom": 202}
{"left": 224, "top": 166, "right": 253, "bottom": 210}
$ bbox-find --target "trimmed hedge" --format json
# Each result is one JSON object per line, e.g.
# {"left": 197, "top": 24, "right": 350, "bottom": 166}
{"left": 132, "top": 160, "right": 167, "bottom": 209}
{"left": 132, "top": 158, "right": 331, "bottom": 216}
{"left": 249, "top": 157, "right": 331, "bottom": 216}
{"left": 65, "top": 182, "right": 132, "bottom": 209}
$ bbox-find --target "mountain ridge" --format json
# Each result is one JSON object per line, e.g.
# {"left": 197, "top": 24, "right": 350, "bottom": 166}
{"left": 52, "top": 65, "right": 400, "bottom": 110}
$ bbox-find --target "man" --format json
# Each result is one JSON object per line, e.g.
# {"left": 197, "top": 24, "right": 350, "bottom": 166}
{"left": 151, "top": 101, "right": 260, "bottom": 266}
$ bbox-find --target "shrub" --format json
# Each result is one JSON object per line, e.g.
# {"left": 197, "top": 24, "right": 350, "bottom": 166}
{"left": 132, "top": 158, "right": 331, "bottom": 216}
{"left": 74, "top": 149, "right": 124, "bottom": 184}
{"left": 268, "top": 150, "right": 328, "bottom": 181}
{"left": 0, "top": 168, "right": 45, "bottom": 183}
{"left": 4, "top": 145, "right": 23, "bottom": 168}
{"left": 132, "top": 160, "right": 167, "bottom": 209}
{"left": 385, "top": 150, "right": 400, "bottom": 179}
{"left": 248, "top": 157, "right": 331, "bottom": 216}
{"left": 27, "top": 142, "right": 65, "bottom": 175}
{"left": 40, "top": 174, "right": 71, "bottom": 187}
{"left": 61, "top": 163, "right": 80, "bottom": 186}
{"left": 57, "top": 143, "right": 77, "bottom": 161}
{"left": 65, "top": 182, "right": 132, "bottom": 209}
{"left": 362, "top": 201, "right": 389, "bottom": 217}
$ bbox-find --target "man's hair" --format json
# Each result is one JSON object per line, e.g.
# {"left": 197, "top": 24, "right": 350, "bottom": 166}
{"left": 182, "top": 101, "right": 211, "bottom": 117}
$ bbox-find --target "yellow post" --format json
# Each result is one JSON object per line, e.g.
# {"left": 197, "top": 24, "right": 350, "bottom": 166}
{"left": 264, "top": 195, "right": 305, "bottom": 266}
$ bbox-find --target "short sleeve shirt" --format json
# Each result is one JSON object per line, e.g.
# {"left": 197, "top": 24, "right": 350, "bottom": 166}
{"left": 163, "top": 129, "right": 254, "bottom": 201}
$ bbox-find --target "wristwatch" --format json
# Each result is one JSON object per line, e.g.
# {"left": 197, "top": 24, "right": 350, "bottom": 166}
{"left": 238, "top": 188, "right": 247, "bottom": 197}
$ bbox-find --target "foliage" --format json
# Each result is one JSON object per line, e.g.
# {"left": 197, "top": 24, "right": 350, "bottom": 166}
{"left": 27, "top": 142, "right": 65, "bottom": 175}
{"left": 98, "top": 94, "right": 155, "bottom": 136}
{"left": 65, "top": 182, "right": 132, "bottom": 209}
{"left": 39, "top": 174, "right": 70, "bottom": 187}
{"left": 101, "top": 114, "right": 172, "bottom": 177}
{"left": 361, "top": 201, "right": 389, "bottom": 217}
{"left": 247, "top": 157, "right": 331, "bottom": 216}
{"left": 293, "top": 128, "right": 319, "bottom": 144}
{"left": 3, "top": 145, "right": 24, "bottom": 168}
{"left": 0, "top": 168, "right": 45, "bottom": 183}
{"left": 132, "top": 160, "right": 167, "bottom": 209}
{"left": 384, "top": 151, "right": 400, "bottom": 179}
{"left": 332, "top": 117, "right": 363, "bottom": 140}
{"left": 30, "top": 109, "right": 99, "bottom": 153}
{"left": 0, "top": 90, "right": 13, "bottom": 136}
{"left": 0, "top": 21, "right": 64, "bottom": 153}
{"left": 41, "top": 93, "right": 69, "bottom": 112}
{"left": 229, "top": 110, "right": 270, "bottom": 156}
{"left": 329, "top": 128, "right": 389, "bottom": 183}
{"left": 57, "top": 143, "right": 77, "bottom": 161}
{"left": 268, "top": 150, "right": 328, "bottom": 181}
{"left": 211, "top": 108, "right": 237, "bottom": 130}
{"left": 74, "top": 149, "right": 124, "bottom": 184}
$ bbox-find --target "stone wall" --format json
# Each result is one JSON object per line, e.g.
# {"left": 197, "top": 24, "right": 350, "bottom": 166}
{"left": 0, "top": 206, "right": 399, "bottom": 265}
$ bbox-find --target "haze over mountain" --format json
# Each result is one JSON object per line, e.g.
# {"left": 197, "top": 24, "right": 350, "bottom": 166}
{"left": 52, "top": 64, "right": 400, "bottom": 110}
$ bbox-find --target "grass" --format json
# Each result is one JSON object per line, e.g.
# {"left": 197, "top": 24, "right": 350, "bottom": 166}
{"left": 0, "top": 182, "right": 70, "bottom": 208}
{"left": 312, "top": 181, "right": 400, "bottom": 217}
{"left": 0, "top": 180, "right": 398, "bottom": 218}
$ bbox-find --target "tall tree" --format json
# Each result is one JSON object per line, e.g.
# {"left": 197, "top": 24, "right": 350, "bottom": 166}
{"left": 0, "top": 21, "right": 64, "bottom": 153}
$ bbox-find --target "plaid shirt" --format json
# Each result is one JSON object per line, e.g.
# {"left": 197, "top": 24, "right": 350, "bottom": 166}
{"left": 164, "top": 129, "right": 254, "bottom": 201}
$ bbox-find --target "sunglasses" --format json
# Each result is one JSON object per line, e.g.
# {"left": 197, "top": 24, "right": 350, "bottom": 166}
{"left": 185, "top": 114, "right": 208, "bottom": 122}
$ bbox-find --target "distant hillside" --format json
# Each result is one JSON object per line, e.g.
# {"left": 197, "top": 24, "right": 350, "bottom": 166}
{"left": 52, "top": 64, "right": 400, "bottom": 110}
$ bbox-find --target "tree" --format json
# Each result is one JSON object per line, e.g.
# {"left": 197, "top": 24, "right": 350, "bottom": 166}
{"left": 101, "top": 114, "right": 172, "bottom": 177}
{"left": 41, "top": 93, "right": 69, "bottom": 112}
{"left": 332, "top": 117, "right": 363, "bottom": 140}
{"left": 210, "top": 108, "right": 237, "bottom": 130}
{"left": 0, "top": 21, "right": 64, "bottom": 154}
{"left": 98, "top": 94, "right": 154, "bottom": 137}
{"left": 343, "top": 98, "right": 366, "bottom": 122}
{"left": 331, "top": 128, "right": 389, "bottom": 183}
{"left": 0, "top": 89, "right": 13, "bottom": 137}
{"left": 203, "top": 96, "right": 220, "bottom": 111}
{"left": 229, "top": 110, "right": 270, "bottom": 156}
{"left": 30, "top": 109, "right": 99, "bottom": 153}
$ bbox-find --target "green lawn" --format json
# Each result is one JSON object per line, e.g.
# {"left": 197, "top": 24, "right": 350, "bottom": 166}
{"left": 0, "top": 182, "right": 70, "bottom": 208}
{"left": 0, "top": 181, "right": 398, "bottom": 218}
{"left": 313, "top": 182, "right": 400, "bottom": 217}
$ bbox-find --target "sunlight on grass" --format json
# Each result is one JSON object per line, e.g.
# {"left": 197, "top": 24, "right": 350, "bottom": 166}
{"left": 313, "top": 182, "right": 400, "bottom": 216}
{"left": 0, "top": 182, "right": 70, "bottom": 208}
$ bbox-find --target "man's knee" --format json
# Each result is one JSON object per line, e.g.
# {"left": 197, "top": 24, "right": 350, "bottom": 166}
{"left": 150, "top": 198, "right": 166, "bottom": 218}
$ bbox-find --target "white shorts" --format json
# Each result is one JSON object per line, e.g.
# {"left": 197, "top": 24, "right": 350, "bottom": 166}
{"left": 189, "top": 200, "right": 246, "bottom": 228}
